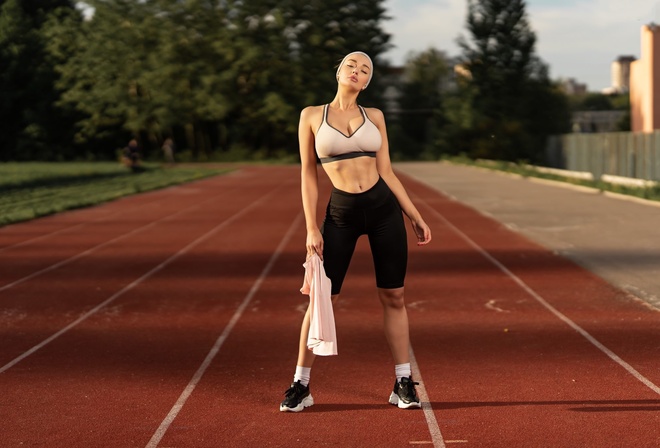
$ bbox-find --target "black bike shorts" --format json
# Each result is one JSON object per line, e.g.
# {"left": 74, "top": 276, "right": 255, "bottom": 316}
{"left": 321, "top": 177, "right": 407, "bottom": 295}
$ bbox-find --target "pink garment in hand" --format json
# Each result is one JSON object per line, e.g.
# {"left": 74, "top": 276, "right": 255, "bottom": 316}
{"left": 300, "top": 253, "right": 337, "bottom": 356}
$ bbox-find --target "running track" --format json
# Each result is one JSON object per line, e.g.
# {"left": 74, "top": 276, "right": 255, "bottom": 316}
{"left": 0, "top": 165, "right": 658, "bottom": 447}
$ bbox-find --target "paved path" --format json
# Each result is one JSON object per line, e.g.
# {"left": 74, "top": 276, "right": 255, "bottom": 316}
{"left": 396, "top": 161, "right": 660, "bottom": 311}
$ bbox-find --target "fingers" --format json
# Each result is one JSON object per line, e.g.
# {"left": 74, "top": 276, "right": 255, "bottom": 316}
{"left": 417, "top": 234, "right": 431, "bottom": 245}
{"left": 416, "top": 225, "right": 432, "bottom": 246}
{"left": 306, "top": 241, "right": 323, "bottom": 260}
{"left": 307, "top": 249, "right": 323, "bottom": 260}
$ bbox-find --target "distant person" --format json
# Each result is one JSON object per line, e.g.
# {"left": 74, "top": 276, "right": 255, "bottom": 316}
{"left": 279, "top": 51, "right": 432, "bottom": 413}
{"left": 161, "top": 137, "right": 176, "bottom": 164}
{"left": 122, "top": 139, "right": 142, "bottom": 172}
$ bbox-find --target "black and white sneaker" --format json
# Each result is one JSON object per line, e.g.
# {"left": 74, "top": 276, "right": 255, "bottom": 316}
{"left": 279, "top": 380, "right": 314, "bottom": 412}
{"left": 389, "top": 376, "right": 421, "bottom": 409}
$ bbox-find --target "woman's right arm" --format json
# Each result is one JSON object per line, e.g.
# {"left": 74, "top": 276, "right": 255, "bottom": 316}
{"left": 299, "top": 106, "right": 323, "bottom": 259}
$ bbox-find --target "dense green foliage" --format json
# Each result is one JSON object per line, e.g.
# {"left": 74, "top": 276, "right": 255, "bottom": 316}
{"left": 0, "top": 162, "right": 226, "bottom": 225}
{"left": 390, "top": 48, "right": 451, "bottom": 160}
{"left": 387, "top": 0, "right": 572, "bottom": 162}
{"left": 0, "top": 0, "right": 80, "bottom": 160}
{"left": 450, "top": 0, "right": 570, "bottom": 162}
{"left": 1, "top": 0, "right": 574, "bottom": 163}
{"left": 0, "top": 0, "right": 391, "bottom": 161}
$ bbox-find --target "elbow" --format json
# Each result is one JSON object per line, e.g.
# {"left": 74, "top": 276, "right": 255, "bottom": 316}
{"left": 301, "top": 164, "right": 318, "bottom": 184}
{"left": 378, "top": 167, "right": 396, "bottom": 181}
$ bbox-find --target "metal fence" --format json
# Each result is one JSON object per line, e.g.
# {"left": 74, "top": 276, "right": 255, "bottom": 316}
{"left": 545, "top": 131, "right": 660, "bottom": 181}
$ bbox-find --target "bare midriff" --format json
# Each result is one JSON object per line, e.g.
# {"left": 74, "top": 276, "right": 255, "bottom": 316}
{"left": 321, "top": 156, "right": 379, "bottom": 193}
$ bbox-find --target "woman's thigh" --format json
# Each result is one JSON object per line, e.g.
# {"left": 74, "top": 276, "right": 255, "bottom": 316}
{"left": 322, "top": 205, "right": 362, "bottom": 295}
{"left": 367, "top": 197, "right": 407, "bottom": 289}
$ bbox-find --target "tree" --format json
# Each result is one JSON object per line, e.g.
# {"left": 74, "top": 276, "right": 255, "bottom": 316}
{"left": 48, "top": 1, "right": 147, "bottom": 156}
{"left": 454, "top": 0, "right": 569, "bottom": 162}
{"left": 50, "top": 0, "right": 235, "bottom": 158}
{"left": 0, "top": 0, "right": 78, "bottom": 160}
{"left": 392, "top": 48, "right": 450, "bottom": 160}
{"left": 27, "top": 0, "right": 393, "bottom": 160}
{"left": 217, "top": 1, "right": 302, "bottom": 155}
{"left": 277, "top": 0, "right": 391, "bottom": 110}
{"left": 143, "top": 0, "right": 235, "bottom": 156}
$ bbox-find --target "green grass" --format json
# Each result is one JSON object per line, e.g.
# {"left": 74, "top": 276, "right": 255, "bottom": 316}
{"left": 443, "top": 155, "right": 660, "bottom": 203}
{"left": 0, "top": 162, "right": 229, "bottom": 227}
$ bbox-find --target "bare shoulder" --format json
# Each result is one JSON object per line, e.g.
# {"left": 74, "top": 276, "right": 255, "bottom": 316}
{"left": 363, "top": 107, "right": 385, "bottom": 125}
{"left": 364, "top": 106, "right": 384, "bottom": 121}
{"left": 300, "top": 105, "right": 324, "bottom": 121}
{"left": 300, "top": 105, "right": 324, "bottom": 131}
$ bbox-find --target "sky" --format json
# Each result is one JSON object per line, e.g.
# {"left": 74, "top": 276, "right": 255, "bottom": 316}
{"left": 382, "top": 0, "right": 660, "bottom": 92}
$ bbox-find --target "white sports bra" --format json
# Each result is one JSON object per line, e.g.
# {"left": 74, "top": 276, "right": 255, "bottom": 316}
{"left": 315, "top": 104, "right": 382, "bottom": 164}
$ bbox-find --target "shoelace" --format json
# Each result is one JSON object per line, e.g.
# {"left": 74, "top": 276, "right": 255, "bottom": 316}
{"left": 284, "top": 383, "right": 304, "bottom": 398}
{"left": 401, "top": 380, "right": 420, "bottom": 400}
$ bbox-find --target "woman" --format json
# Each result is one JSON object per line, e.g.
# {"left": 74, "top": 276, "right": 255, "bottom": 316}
{"left": 280, "top": 51, "right": 432, "bottom": 412}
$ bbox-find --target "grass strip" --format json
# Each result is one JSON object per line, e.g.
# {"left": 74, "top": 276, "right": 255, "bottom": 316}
{"left": 0, "top": 163, "right": 228, "bottom": 227}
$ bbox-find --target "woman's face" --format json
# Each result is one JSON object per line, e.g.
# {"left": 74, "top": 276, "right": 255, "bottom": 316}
{"left": 337, "top": 53, "right": 372, "bottom": 91}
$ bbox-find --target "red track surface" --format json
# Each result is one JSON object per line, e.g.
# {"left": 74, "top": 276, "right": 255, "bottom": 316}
{"left": 0, "top": 165, "right": 658, "bottom": 447}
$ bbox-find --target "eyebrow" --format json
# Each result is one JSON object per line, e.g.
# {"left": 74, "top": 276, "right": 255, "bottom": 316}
{"left": 347, "top": 59, "right": 371, "bottom": 71}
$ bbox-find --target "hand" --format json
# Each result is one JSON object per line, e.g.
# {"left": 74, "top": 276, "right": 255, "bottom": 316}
{"left": 411, "top": 218, "right": 431, "bottom": 246}
{"left": 306, "top": 228, "right": 324, "bottom": 260}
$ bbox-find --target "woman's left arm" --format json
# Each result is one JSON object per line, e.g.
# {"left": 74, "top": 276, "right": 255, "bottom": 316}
{"left": 369, "top": 108, "right": 432, "bottom": 246}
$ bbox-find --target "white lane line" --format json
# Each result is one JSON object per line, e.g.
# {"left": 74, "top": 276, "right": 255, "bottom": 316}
{"left": 0, "top": 196, "right": 165, "bottom": 255}
{"left": 410, "top": 346, "right": 446, "bottom": 448}
{"left": 418, "top": 197, "right": 660, "bottom": 397}
{"left": 0, "top": 191, "right": 229, "bottom": 293}
{"left": 0, "top": 216, "right": 109, "bottom": 255}
{"left": 0, "top": 187, "right": 284, "bottom": 374}
{"left": 0, "top": 174, "right": 230, "bottom": 254}
{"left": 145, "top": 212, "right": 303, "bottom": 448}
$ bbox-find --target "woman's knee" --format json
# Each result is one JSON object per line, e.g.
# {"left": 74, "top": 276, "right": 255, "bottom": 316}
{"left": 378, "top": 287, "right": 405, "bottom": 309}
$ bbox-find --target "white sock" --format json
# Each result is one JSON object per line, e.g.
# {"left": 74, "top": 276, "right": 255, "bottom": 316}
{"left": 395, "top": 363, "right": 411, "bottom": 382}
{"left": 294, "top": 366, "right": 311, "bottom": 387}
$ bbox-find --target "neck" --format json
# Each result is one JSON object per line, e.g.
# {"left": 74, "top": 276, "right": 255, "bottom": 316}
{"left": 330, "top": 88, "right": 360, "bottom": 110}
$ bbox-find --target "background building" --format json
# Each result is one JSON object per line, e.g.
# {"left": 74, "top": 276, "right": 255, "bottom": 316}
{"left": 630, "top": 24, "right": 660, "bottom": 132}
{"left": 605, "top": 55, "right": 636, "bottom": 94}
{"left": 559, "top": 78, "right": 588, "bottom": 95}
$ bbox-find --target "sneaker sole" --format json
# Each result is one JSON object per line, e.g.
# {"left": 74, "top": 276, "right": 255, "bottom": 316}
{"left": 388, "top": 392, "right": 421, "bottom": 409}
{"left": 279, "top": 394, "right": 314, "bottom": 412}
